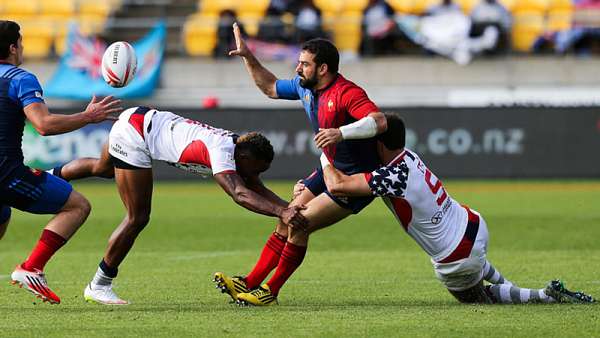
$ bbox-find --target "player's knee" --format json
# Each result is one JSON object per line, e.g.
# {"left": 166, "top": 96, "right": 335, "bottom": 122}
{"left": 126, "top": 210, "right": 151, "bottom": 229}
{"left": 63, "top": 191, "right": 92, "bottom": 218}
{"left": 94, "top": 163, "right": 115, "bottom": 178}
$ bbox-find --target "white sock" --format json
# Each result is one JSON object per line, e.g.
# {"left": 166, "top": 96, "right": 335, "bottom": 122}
{"left": 488, "top": 284, "right": 555, "bottom": 304}
{"left": 483, "top": 260, "right": 513, "bottom": 286}
{"left": 90, "top": 267, "right": 113, "bottom": 289}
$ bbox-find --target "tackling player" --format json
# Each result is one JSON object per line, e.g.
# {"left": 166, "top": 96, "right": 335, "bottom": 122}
{"left": 213, "top": 24, "right": 388, "bottom": 305}
{"left": 0, "top": 21, "right": 122, "bottom": 304}
{"left": 317, "top": 113, "right": 594, "bottom": 304}
{"left": 51, "top": 106, "right": 309, "bottom": 305}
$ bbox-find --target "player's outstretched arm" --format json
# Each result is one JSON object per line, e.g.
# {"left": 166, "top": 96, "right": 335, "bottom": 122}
{"left": 320, "top": 154, "right": 372, "bottom": 197}
{"left": 243, "top": 175, "right": 290, "bottom": 206}
{"left": 214, "top": 171, "right": 309, "bottom": 228}
{"left": 24, "top": 95, "right": 122, "bottom": 136}
{"left": 228, "top": 22, "right": 279, "bottom": 99}
{"left": 314, "top": 112, "right": 387, "bottom": 148}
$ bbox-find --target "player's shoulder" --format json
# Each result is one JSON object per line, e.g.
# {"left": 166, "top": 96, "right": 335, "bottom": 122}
{"left": 335, "top": 74, "right": 365, "bottom": 91}
{"left": 1, "top": 65, "right": 37, "bottom": 82}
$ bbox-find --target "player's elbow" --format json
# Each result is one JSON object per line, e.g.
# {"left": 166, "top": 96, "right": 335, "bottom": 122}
{"left": 32, "top": 124, "right": 50, "bottom": 136}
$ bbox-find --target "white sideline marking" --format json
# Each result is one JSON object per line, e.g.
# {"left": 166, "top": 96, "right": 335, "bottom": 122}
{"left": 0, "top": 274, "right": 9, "bottom": 280}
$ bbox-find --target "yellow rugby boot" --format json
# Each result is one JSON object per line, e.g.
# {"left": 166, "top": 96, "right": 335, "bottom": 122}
{"left": 236, "top": 284, "right": 278, "bottom": 306}
{"left": 213, "top": 272, "right": 249, "bottom": 301}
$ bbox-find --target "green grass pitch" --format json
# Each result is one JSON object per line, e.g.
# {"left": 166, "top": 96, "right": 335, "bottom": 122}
{"left": 0, "top": 180, "right": 599, "bottom": 337}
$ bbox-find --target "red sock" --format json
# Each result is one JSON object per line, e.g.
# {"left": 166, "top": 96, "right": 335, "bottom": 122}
{"left": 245, "top": 232, "right": 286, "bottom": 289}
{"left": 21, "top": 229, "right": 67, "bottom": 272}
{"left": 266, "top": 241, "right": 307, "bottom": 296}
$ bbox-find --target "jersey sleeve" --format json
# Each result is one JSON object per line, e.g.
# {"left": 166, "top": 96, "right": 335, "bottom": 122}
{"left": 275, "top": 76, "right": 301, "bottom": 100}
{"left": 341, "top": 85, "right": 379, "bottom": 120}
{"left": 365, "top": 162, "right": 409, "bottom": 197}
{"left": 16, "top": 73, "right": 44, "bottom": 107}
{"left": 210, "top": 144, "right": 237, "bottom": 175}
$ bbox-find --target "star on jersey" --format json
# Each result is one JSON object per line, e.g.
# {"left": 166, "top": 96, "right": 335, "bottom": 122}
{"left": 368, "top": 160, "right": 409, "bottom": 198}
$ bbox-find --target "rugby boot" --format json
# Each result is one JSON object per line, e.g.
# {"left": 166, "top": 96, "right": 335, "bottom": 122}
{"left": 84, "top": 283, "right": 129, "bottom": 305}
{"left": 213, "top": 272, "right": 249, "bottom": 301}
{"left": 10, "top": 264, "right": 61, "bottom": 304}
{"left": 236, "top": 284, "right": 278, "bottom": 306}
{"left": 544, "top": 280, "right": 595, "bottom": 303}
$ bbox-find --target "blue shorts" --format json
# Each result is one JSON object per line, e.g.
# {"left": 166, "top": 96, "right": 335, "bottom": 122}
{"left": 303, "top": 167, "right": 374, "bottom": 214}
{"left": 0, "top": 165, "right": 72, "bottom": 215}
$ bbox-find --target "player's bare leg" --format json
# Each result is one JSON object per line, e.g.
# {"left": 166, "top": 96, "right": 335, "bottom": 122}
{"left": 11, "top": 190, "right": 91, "bottom": 304}
{"left": 237, "top": 193, "right": 351, "bottom": 305}
{"left": 84, "top": 167, "right": 153, "bottom": 305}
{"left": 216, "top": 186, "right": 318, "bottom": 300}
{"left": 51, "top": 144, "right": 114, "bottom": 181}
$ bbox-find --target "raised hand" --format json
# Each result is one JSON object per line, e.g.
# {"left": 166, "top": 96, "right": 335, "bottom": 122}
{"left": 228, "top": 22, "right": 251, "bottom": 58}
{"left": 314, "top": 128, "right": 343, "bottom": 148}
{"left": 84, "top": 95, "right": 123, "bottom": 123}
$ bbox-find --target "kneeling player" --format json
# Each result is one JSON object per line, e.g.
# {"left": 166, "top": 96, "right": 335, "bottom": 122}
{"left": 53, "top": 106, "right": 308, "bottom": 305}
{"left": 318, "top": 114, "right": 594, "bottom": 304}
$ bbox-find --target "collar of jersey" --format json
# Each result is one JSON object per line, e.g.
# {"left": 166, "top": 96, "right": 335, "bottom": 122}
{"left": 312, "top": 73, "right": 339, "bottom": 95}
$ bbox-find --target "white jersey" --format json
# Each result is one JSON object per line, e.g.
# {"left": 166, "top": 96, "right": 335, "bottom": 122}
{"left": 365, "top": 149, "right": 468, "bottom": 262}
{"left": 109, "top": 107, "right": 237, "bottom": 176}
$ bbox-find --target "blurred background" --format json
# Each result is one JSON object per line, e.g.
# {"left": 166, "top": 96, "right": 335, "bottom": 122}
{"left": 6, "top": 0, "right": 600, "bottom": 179}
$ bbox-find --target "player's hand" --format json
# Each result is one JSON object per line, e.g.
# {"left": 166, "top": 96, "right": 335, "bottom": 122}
{"left": 228, "top": 22, "right": 251, "bottom": 58}
{"left": 279, "top": 205, "right": 309, "bottom": 231}
{"left": 84, "top": 95, "right": 122, "bottom": 123}
{"left": 292, "top": 180, "right": 305, "bottom": 200}
{"left": 314, "top": 128, "right": 343, "bottom": 148}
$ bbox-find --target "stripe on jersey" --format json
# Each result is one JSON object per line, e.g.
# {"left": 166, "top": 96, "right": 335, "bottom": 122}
{"left": 437, "top": 206, "right": 480, "bottom": 263}
{"left": 128, "top": 113, "right": 145, "bottom": 139}
{"left": 178, "top": 140, "right": 211, "bottom": 167}
{"left": 390, "top": 198, "right": 412, "bottom": 231}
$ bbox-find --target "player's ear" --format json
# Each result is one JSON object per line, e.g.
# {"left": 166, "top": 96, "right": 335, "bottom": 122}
{"left": 319, "top": 63, "right": 328, "bottom": 76}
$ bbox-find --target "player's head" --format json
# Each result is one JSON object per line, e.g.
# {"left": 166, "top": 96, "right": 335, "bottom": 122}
{"left": 234, "top": 132, "right": 274, "bottom": 177}
{"left": 0, "top": 21, "right": 23, "bottom": 66}
{"left": 378, "top": 113, "right": 406, "bottom": 150}
{"left": 296, "top": 38, "right": 339, "bottom": 89}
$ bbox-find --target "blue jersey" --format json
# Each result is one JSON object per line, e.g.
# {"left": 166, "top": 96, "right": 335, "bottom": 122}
{"left": 0, "top": 63, "right": 44, "bottom": 181}
{"left": 276, "top": 74, "right": 381, "bottom": 175}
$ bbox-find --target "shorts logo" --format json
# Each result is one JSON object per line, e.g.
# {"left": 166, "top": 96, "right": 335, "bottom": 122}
{"left": 111, "top": 143, "right": 128, "bottom": 157}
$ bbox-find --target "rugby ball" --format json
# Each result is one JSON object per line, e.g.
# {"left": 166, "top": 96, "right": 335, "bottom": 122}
{"left": 101, "top": 41, "right": 137, "bottom": 88}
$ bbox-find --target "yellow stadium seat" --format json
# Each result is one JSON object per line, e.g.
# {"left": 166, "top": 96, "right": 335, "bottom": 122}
{"left": 387, "top": 0, "right": 414, "bottom": 14}
{"left": 183, "top": 15, "right": 219, "bottom": 56}
{"left": 20, "top": 21, "right": 54, "bottom": 58}
{"left": 79, "top": 0, "right": 112, "bottom": 17}
{"left": 547, "top": 9, "right": 573, "bottom": 31}
{"left": 199, "top": 0, "right": 238, "bottom": 16}
{"left": 237, "top": 0, "right": 269, "bottom": 36}
{"left": 512, "top": 0, "right": 548, "bottom": 14}
{"left": 4, "top": 0, "right": 38, "bottom": 17}
{"left": 314, "top": 0, "right": 343, "bottom": 13}
{"left": 39, "top": 0, "right": 76, "bottom": 18}
{"left": 512, "top": 12, "right": 544, "bottom": 51}
{"left": 332, "top": 13, "right": 362, "bottom": 53}
{"left": 343, "top": 0, "right": 369, "bottom": 12}
{"left": 548, "top": 0, "right": 573, "bottom": 10}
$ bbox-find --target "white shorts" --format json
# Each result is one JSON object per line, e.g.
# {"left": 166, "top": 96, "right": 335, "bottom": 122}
{"left": 108, "top": 108, "right": 152, "bottom": 168}
{"left": 431, "top": 210, "right": 489, "bottom": 291}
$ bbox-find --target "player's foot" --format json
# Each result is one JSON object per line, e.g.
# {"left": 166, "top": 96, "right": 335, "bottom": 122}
{"left": 213, "top": 272, "right": 249, "bottom": 301}
{"left": 236, "top": 284, "right": 278, "bottom": 306}
{"left": 544, "top": 280, "right": 595, "bottom": 303}
{"left": 84, "top": 283, "right": 129, "bottom": 305}
{"left": 10, "top": 264, "right": 60, "bottom": 304}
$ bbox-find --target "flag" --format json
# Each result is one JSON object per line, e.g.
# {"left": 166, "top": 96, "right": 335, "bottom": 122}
{"left": 45, "top": 21, "right": 166, "bottom": 99}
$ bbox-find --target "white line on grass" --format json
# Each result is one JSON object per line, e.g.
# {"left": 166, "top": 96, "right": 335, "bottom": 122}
{"left": 0, "top": 275, "right": 9, "bottom": 280}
